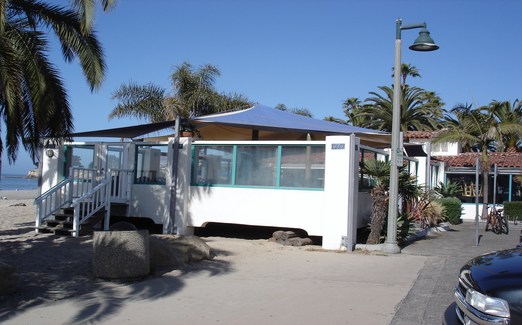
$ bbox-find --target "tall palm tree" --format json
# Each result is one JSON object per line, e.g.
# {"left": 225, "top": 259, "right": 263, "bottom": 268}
{"left": 342, "top": 97, "right": 368, "bottom": 126}
{"left": 433, "top": 104, "right": 501, "bottom": 219}
{"left": 0, "top": 0, "right": 108, "bottom": 175}
{"left": 485, "top": 100, "right": 522, "bottom": 152}
{"left": 391, "top": 63, "right": 421, "bottom": 86}
{"left": 361, "top": 85, "right": 444, "bottom": 132}
{"left": 110, "top": 62, "right": 252, "bottom": 126}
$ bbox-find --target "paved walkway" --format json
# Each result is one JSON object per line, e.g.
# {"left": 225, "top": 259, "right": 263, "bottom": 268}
{"left": 390, "top": 220, "right": 522, "bottom": 325}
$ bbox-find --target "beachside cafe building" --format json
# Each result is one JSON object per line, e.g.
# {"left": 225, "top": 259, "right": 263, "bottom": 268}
{"left": 405, "top": 131, "right": 522, "bottom": 220}
{"left": 36, "top": 104, "right": 415, "bottom": 251}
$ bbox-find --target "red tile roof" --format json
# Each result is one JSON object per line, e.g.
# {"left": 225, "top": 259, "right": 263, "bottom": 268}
{"left": 405, "top": 131, "right": 437, "bottom": 139}
{"left": 434, "top": 152, "right": 522, "bottom": 168}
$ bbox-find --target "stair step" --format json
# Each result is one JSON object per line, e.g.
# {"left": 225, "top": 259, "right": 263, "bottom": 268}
{"left": 53, "top": 213, "right": 73, "bottom": 221}
{"left": 54, "top": 228, "right": 73, "bottom": 236}
{"left": 35, "top": 226, "right": 54, "bottom": 234}
{"left": 45, "top": 219, "right": 73, "bottom": 229}
{"left": 38, "top": 201, "right": 130, "bottom": 237}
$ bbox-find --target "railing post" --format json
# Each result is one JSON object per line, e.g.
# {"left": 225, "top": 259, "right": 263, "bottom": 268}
{"left": 73, "top": 205, "right": 80, "bottom": 238}
{"left": 35, "top": 203, "right": 42, "bottom": 233}
{"left": 104, "top": 177, "right": 111, "bottom": 230}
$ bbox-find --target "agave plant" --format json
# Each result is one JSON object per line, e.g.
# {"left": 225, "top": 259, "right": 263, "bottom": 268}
{"left": 408, "top": 191, "right": 444, "bottom": 229}
{"left": 434, "top": 181, "right": 462, "bottom": 198}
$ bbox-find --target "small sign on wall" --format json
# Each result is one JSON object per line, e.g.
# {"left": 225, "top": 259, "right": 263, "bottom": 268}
{"left": 331, "top": 143, "right": 345, "bottom": 150}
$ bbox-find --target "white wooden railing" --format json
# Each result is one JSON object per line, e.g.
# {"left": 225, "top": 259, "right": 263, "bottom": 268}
{"left": 35, "top": 168, "right": 133, "bottom": 237}
{"left": 71, "top": 177, "right": 111, "bottom": 237}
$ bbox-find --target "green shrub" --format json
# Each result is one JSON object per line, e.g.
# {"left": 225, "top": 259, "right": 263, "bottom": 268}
{"left": 503, "top": 201, "right": 522, "bottom": 221}
{"left": 435, "top": 197, "right": 462, "bottom": 224}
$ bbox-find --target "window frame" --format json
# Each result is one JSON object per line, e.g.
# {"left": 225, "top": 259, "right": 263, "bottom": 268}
{"left": 191, "top": 143, "right": 326, "bottom": 190}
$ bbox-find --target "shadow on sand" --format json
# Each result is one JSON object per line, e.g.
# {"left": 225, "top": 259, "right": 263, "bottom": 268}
{"left": 0, "top": 233, "right": 233, "bottom": 324}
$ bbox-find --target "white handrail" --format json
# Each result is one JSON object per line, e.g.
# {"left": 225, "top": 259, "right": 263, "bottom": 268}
{"left": 72, "top": 178, "right": 111, "bottom": 237}
{"left": 35, "top": 168, "right": 134, "bottom": 236}
{"left": 34, "top": 177, "right": 74, "bottom": 230}
{"left": 34, "top": 167, "right": 101, "bottom": 233}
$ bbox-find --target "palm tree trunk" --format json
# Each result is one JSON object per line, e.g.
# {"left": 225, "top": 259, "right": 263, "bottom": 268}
{"left": 367, "top": 187, "right": 389, "bottom": 244}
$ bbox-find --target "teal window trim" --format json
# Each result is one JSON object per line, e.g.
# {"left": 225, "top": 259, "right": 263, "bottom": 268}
{"left": 275, "top": 145, "right": 282, "bottom": 187}
{"left": 509, "top": 174, "right": 513, "bottom": 202}
{"left": 191, "top": 143, "right": 325, "bottom": 190}
{"left": 231, "top": 145, "right": 237, "bottom": 185}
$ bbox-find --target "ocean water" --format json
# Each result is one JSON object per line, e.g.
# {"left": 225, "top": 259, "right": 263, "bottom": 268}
{"left": 0, "top": 174, "right": 38, "bottom": 190}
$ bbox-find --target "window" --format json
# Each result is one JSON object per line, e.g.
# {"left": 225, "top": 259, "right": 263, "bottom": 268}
{"left": 107, "top": 145, "right": 124, "bottom": 170}
{"left": 67, "top": 146, "right": 95, "bottom": 169}
{"left": 135, "top": 145, "right": 168, "bottom": 184}
{"left": 432, "top": 142, "right": 448, "bottom": 153}
{"left": 192, "top": 146, "right": 234, "bottom": 185}
{"left": 280, "top": 146, "right": 324, "bottom": 188}
{"left": 236, "top": 146, "right": 277, "bottom": 186}
{"left": 192, "top": 144, "right": 325, "bottom": 190}
{"left": 447, "top": 173, "right": 517, "bottom": 204}
{"left": 63, "top": 145, "right": 95, "bottom": 177}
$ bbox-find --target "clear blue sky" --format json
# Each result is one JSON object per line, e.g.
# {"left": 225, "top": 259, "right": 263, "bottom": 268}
{"left": 3, "top": 0, "right": 522, "bottom": 174}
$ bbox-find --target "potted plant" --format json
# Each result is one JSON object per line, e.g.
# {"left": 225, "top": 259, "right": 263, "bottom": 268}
{"left": 180, "top": 124, "right": 195, "bottom": 137}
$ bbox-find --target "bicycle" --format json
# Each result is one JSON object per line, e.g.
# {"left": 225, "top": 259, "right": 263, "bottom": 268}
{"left": 485, "top": 205, "right": 509, "bottom": 235}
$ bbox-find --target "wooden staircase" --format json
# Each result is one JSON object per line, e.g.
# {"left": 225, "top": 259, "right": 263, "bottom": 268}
{"left": 35, "top": 168, "right": 134, "bottom": 237}
{"left": 36, "top": 202, "right": 129, "bottom": 236}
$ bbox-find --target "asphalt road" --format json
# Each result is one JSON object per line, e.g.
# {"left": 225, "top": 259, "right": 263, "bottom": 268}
{"left": 390, "top": 220, "right": 522, "bottom": 325}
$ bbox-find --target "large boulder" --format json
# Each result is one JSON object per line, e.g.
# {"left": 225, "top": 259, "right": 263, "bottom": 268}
{"left": 0, "top": 260, "right": 17, "bottom": 294}
{"left": 149, "top": 235, "right": 213, "bottom": 269}
{"left": 92, "top": 230, "right": 150, "bottom": 279}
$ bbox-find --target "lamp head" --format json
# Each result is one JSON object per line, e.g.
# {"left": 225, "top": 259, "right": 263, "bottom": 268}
{"left": 409, "top": 28, "right": 439, "bottom": 51}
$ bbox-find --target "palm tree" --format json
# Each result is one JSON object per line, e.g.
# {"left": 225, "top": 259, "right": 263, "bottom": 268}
{"left": 0, "top": 0, "right": 108, "bottom": 176}
{"left": 110, "top": 62, "right": 252, "bottom": 126}
{"left": 433, "top": 104, "right": 501, "bottom": 219}
{"left": 72, "top": 0, "right": 116, "bottom": 33}
{"left": 342, "top": 97, "right": 368, "bottom": 126}
{"left": 323, "top": 116, "right": 347, "bottom": 124}
{"left": 109, "top": 82, "right": 170, "bottom": 123}
{"left": 361, "top": 159, "right": 390, "bottom": 244}
{"left": 291, "top": 108, "right": 313, "bottom": 117}
{"left": 275, "top": 103, "right": 287, "bottom": 111}
{"left": 361, "top": 159, "right": 423, "bottom": 244}
{"left": 485, "top": 100, "right": 522, "bottom": 152}
{"left": 391, "top": 63, "right": 421, "bottom": 86}
{"left": 275, "top": 103, "right": 313, "bottom": 117}
{"left": 361, "top": 85, "right": 444, "bottom": 132}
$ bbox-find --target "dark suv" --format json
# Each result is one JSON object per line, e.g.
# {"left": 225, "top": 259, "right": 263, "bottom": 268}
{"left": 444, "top": 247, "right": 522, "bottom": 324}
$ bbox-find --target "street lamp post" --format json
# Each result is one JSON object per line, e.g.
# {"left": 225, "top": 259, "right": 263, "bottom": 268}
{"left": 383, "top": 19, "right": 439, "bottom": 254}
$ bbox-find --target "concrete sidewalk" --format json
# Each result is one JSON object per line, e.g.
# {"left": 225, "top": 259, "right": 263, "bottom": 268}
{"left": 391, "top": 220, "right": 522, "bottom": 325}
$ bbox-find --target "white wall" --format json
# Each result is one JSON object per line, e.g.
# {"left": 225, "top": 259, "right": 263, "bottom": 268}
{"left": 183, "top": 135, "right": 360, "bottom": 250}
{"left": 188, "top": 187, "right": 326, "bottom": 234}
{"left": 40, "top": 148, "right": 60, "bottom": 194}
{"left": 131, "top": 184, "right": 169, "bottom": 225}
{"left": 461, "top": 203, "right": 491, "bottom": 221}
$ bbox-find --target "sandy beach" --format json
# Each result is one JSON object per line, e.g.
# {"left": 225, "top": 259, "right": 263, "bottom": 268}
{"left": 0, "top": 189, "right": 427, "bottom": 325}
